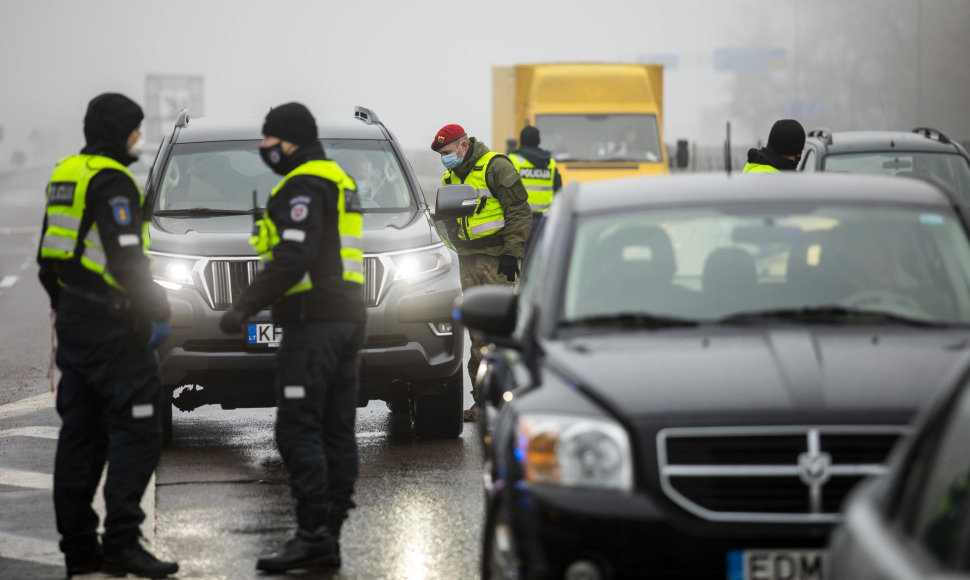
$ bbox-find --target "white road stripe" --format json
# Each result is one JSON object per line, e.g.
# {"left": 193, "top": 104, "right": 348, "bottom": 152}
{"left": 0, "top": 426, "right": 60, "bottom": 439}
{"left": 0, "top": 391, "right": 55, "bottom": 420}
{"left": 0, "top": 468, "right": 52, "bottom": 490}
{"left": 0, "top": 531, "right": 61, "bottom": 566}
{"left": 0, "top": 275, "right": 18, "bottom": 288}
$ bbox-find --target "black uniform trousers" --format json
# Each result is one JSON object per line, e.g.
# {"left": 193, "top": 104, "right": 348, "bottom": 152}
{"left": 274, "top": 320, "right": 365, "bottom": 521}
{"left": 52, "top": 307, "right": 162, "bottom": 558}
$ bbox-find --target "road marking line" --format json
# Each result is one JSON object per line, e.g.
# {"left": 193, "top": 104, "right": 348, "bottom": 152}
{"left": 0, "top": 531, "right": 61, "bottom": 566}
{"left": 0, "top": 426, "right": 59, "bottom": 439}
{"left": 0, "top": 392, "right": 55, "bottom": 420}
{"left": 0, "top": 468, "right": 52, "bottom": 490}
{"left": 0, "top": 226, "right": 38, "bottom": 235}
{"left": 0, "top": 275, "right": 17, "bottom": 288}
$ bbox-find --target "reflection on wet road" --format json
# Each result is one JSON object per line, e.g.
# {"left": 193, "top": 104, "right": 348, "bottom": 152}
{"left": 156, "top": 401, "right": 483, "bottom": 579}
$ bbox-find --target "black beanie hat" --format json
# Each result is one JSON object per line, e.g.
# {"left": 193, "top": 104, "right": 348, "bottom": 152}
{"left": 520, "top": 125, "right": 540, "bottom": 148}
{"left": 83, "top": 93, "right": 143, "bottom": 149}
{"left": 767, "top": 119, "right": 806, "bottom": 156}
{"left": 262, "top": 102, "right": 318, "bottom": 145}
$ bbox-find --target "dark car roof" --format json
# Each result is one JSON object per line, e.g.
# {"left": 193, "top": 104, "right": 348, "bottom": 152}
{"left": 567, "top": 173, "right": 954, "bottom": 214}
{"left": 807, "top": 130, "right": 966, "bottom": 155}
{"left": 172, "top": 116, "right": 388, "bottom": 143}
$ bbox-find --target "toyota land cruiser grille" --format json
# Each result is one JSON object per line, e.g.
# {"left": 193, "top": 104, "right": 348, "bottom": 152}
{"left": 202, "top": 256, "right": 384, "bottom": 310}
{"left": 656, "top": 426, "right": 910, "bottom": 523}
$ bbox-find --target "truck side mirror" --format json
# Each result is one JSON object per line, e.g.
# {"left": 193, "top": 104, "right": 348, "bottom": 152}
{"left": 434, "top": 184, "right": 479, "bottom": 219}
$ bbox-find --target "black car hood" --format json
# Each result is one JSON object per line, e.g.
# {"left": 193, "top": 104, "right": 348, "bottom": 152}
{"left": 149, "top": 210, "right": 434, "bottom": 256}
{"left": 544, "top": 326, "right": 970, "bottom": 425}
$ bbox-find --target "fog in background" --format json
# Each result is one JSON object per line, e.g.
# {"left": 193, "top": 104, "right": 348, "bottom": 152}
{"left": 1, "top": 0, "right": 968, "bottom": 172}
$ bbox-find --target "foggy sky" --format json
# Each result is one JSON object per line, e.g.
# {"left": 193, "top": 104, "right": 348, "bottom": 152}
{"left": 1, "top": 0, "right": 968, "bottom": 169}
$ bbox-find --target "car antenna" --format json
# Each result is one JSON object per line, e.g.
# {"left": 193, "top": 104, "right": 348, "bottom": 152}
{"left": 877, "top": 90, "right": 895, "bottom": 148}
{"left": 252, "top": 189, "right": 259, "bottom": 224}
{"left": 724, "top": 120, "right": 733, "bottom": 175}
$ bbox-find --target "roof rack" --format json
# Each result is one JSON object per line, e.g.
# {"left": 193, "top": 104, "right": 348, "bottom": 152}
{"left": 354, "top": 106, "right": 381, "bottom": 126}
{"left": 912, "top": 127, "right": 952, "bottom": 144}
{"left": 807, "top": 127, "right": 832, "bottom": 145}
{"left": 175, "top": 109, "right": 190, "bottom": 128}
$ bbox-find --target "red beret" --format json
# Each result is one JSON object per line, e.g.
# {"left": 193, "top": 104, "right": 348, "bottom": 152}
{"left": 431, "top": 124, "right": 466, "bottom": 151}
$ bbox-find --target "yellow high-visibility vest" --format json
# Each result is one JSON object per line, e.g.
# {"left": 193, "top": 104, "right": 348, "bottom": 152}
{"left": 442, "top": 151, "right": 506, "bottom": 240}
{"left": 509, "top": 153, "right": 556, "bottom": 214}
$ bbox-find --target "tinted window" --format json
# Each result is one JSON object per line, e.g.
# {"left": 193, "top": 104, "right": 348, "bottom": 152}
{"left": 823, "top": 152, "right": 970, "bottom": 203}
{"left": 535, "top": 114, "right": 662, "bottom": 163}
{"left": 561, "top": 204, "right": 970, "bottom": 324}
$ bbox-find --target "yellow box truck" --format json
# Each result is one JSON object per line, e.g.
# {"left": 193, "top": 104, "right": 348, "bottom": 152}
{"left": 493, "top": 62, "right": 668, "bottom": 185}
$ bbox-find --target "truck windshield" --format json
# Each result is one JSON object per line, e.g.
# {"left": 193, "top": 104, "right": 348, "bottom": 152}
{"left": 154, "top": 139, "right": 417, "bottom": 217}
{"left": 823, "top": 152, "right": 970, "bottom": 205}
{"left": 535, "top": 114, "right": 662, "bottom": 163}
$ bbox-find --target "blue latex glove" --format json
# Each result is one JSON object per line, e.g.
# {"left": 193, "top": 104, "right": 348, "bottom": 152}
{"left": 145, "top": 320, "right": 171, "bottom": 351}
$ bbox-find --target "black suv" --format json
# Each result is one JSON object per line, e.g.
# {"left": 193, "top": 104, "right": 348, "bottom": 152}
{"left": 144, "top": 107, "right": 464, "bottom": 441}
{"left": 452, "top": 173, "right": 970, "bottom": 579}
{"left": 798, "top": 127, "right": 970, "bottom": 205}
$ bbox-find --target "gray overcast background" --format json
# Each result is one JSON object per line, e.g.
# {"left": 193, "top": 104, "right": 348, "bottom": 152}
{"left": 1, "top": 0, "right": 968, "bottom": 171}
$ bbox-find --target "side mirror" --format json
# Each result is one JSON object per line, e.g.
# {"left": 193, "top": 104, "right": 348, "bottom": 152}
{"left": 434, "top": 184, "right": 479, "bottom": 219}
{"left": 453, "top": 285, "right": 518, "bottom": 340}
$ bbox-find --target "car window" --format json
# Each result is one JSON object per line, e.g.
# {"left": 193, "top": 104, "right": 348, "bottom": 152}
{"left": 515, "top": 204, "right": 556, "bottom": 336}
{"left": 561, "top": 203, "right": 970, "bottom": 324}
{"left": 536, "top": 114, "right": 662, "bottom": 163}
{"left": 898, "top": 381, "right": 970, "bottom": 569}
{"left": 823, "top": 152, "right": 970, "bottom": 203}
{"left": 155, "top": 139, "right": 417, "bottom": 221}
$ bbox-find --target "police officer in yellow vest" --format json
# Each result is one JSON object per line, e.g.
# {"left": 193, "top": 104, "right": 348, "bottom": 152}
{"left": 218, "top": 103, "right": 365, "bottom": 572}
{"left": 509, "top": 125, "right": 561, "bottom": 255}
{"left": 431, "top": 124, "right": 532, "bottom": 421}
{"left": 37, "top": 93, "right": 178, "bottom": 579}
{"left": 743, "top": 119, "right": 806, "bottom": 173}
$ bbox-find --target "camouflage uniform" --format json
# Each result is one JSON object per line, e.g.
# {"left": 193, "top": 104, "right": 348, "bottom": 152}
{"left": 441, "top": 138, "right": 531, "bottom": 391}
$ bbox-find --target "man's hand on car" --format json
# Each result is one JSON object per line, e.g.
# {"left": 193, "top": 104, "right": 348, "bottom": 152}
{"left": 219, "top": 307, "right": 249, "bottom": 334}
{"left": 497, "top": 255, "right": 519, "bottom": 282}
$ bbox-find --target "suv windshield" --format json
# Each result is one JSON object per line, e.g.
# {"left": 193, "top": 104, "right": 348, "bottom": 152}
{"left": 823, "top": 152, "right": 970, "bottom": 203}
{"left": 154, "top": 138, "right": 417, "bottom": 226}
{"left": 563, "top": 204, "right": 970, "bottom": 326}
{"left": 535, "top": 113, "right": 662, "bottom": 163}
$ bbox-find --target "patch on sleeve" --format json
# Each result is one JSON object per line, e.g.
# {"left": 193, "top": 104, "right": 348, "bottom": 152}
{"left": 282, "top": 229, "right": 306, "bottom": 243}
{"left": 289, "top": 195, "right": 311, "bottom": 206}
{"left": 108, "top": 196, "right": 132, "bottom": 226}
{"left": 48, "top": 182, "right": 76, "bottom": 206}
{"left": 131, "top": 403, "right": 154, "bottom": 419}
{"left": 283, "top": 385, "right": 306, "bottom": 400}
{"left": 290, "top": 203, "right": 309, "bottom": 222}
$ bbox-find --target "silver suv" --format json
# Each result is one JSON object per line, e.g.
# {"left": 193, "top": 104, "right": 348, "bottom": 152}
{"left": 145, "top": 107, "right": 464, "bottom": 442}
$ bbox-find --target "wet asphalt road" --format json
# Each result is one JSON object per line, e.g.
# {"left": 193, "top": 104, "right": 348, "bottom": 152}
{"left": 0, "top": 167, "right": 486, "bottom": 579}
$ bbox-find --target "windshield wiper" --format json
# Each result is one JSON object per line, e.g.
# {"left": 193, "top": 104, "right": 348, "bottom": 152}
{"left": 561, "top": 312, "right": 698, "bottom": 329}
{"left": 152, "top": 208, "right": 263, "bottom": 217}
{"left": 716, "top": 306, "right": 946, "bottom": 327}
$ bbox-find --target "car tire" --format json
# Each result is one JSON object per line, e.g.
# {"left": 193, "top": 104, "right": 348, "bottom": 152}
{"left": 413, "top": 367, "right": 463, "bottom": 439}
{"left": 160, "top": 385, "right": 174, "bottom": 446}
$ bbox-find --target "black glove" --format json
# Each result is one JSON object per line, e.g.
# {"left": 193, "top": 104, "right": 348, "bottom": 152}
{"left": 219, "top": 307, "right": 249, "bottom": 334}
{"left": 496, "top": 255, "right": 520, "bottom": 282}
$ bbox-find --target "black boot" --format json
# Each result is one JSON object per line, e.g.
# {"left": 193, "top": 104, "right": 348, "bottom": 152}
{"left": 64, "top": 540, "right": 102, "bottom": 578}
{"left": 101, "top": 542, "right": 178, "bottom": 578}
{"left": 256, "top": 503, "right": 340, "bottom": 572}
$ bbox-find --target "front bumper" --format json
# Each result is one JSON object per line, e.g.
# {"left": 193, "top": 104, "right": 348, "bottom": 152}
{"left": 503, "top": 484, "right": 832, "bottom": 578}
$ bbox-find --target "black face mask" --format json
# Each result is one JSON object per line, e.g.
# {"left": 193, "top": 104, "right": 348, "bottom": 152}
{"left": 259, "top": 143, "right": 287, "bottom": 175}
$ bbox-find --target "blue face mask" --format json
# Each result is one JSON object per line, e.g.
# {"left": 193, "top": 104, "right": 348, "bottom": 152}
{"left": 441, "top": 151, "right": 461, "bottom": 170}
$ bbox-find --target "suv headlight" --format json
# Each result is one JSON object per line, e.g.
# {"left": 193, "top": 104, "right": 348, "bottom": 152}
{"left": 515, "top": 413, "right": 633, "bottom": 491}
{"left": 148, "top": 252, "right": 197, "bottom": 291}
{"left": 389, "top": 244, "right": 452, "bottom": 283}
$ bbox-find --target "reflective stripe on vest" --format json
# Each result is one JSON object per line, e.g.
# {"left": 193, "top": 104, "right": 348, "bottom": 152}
{"left": 249, "top": 160, "right": 363, "bottom": 296}
{"left": 509, "top": 153, "right": 556, "bottom": 214}
{"left": 742, "top": 163, "right": 780, "bottom": 174}
{"left": 39, "top": 154, "right": 147, "bottom": 291}
{"left": 441, "top": 151, "right": 506, "bottom": 241}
